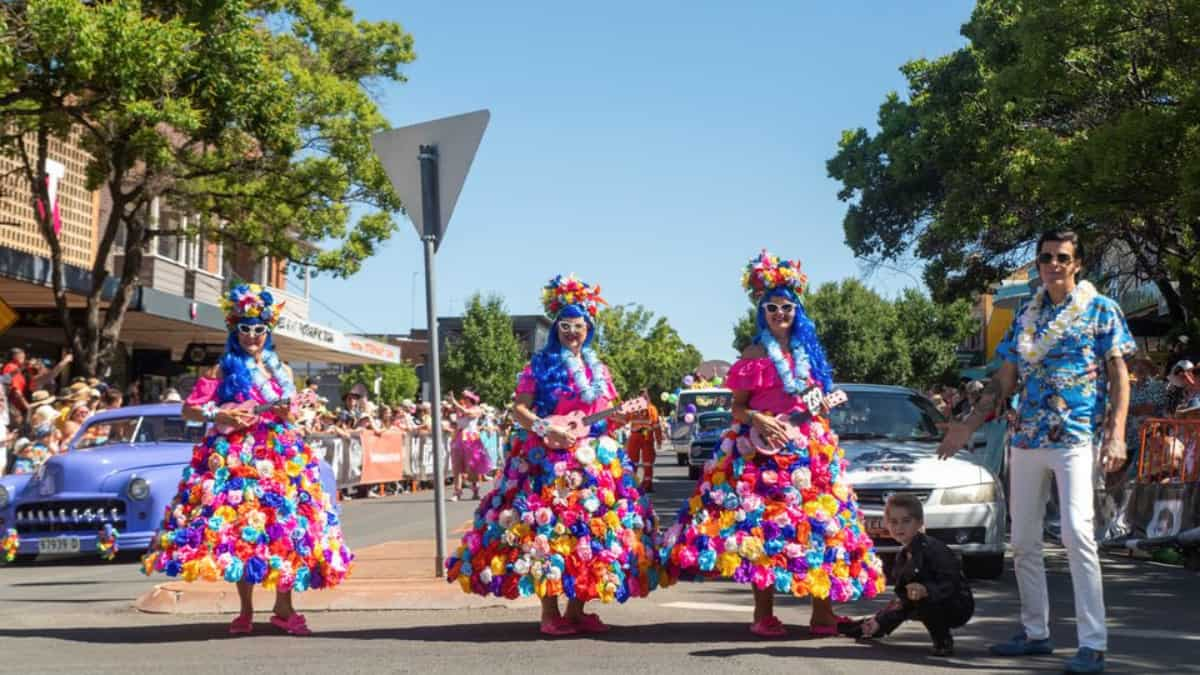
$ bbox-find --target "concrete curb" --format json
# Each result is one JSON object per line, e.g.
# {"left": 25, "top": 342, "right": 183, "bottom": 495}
{"left": 133, "top": 539, "right": 535, "bottom": 614}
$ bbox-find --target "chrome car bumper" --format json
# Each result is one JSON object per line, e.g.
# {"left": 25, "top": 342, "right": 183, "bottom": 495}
{"left": 860, "top": 501, "right": 1006, "bottom": 556}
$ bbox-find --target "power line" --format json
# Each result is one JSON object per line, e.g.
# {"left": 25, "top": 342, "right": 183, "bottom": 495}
{"left": 308, "top": 292, "right": 372, "bottom": 335}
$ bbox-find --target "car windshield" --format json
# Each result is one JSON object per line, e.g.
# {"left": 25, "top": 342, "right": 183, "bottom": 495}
{"left": 829, "top": 390, "right": 945, "bottom": 443}
{"left": 676, "top": 391, "right": 733, "bottom": 419}
{"left": 75, "top": 415, "right": 206, "bottom": 450}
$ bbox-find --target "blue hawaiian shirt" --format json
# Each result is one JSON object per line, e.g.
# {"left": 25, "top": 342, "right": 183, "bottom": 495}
{"left": 997, "top": 288, "right": 1136, "bottom": 450}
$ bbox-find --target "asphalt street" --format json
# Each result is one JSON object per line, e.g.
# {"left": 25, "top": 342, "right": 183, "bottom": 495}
{"left": 0, "top": 455, "right": 1196, "bottom": 674}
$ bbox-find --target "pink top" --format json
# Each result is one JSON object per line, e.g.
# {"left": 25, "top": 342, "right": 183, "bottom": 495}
{"left": 725, "top": 356, "right": 819, "bottom": 416}
{"left": 184, "top": 370, "right": 282, "bottom": 407}
{"left": 516, "top": 362, "right": 618, "bottom": 417}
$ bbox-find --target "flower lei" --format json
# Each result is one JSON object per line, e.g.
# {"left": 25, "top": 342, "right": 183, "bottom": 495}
{"left": 563, "top": 348, "right": 609, "bottom": 403}
{"left": 760, "top": 331, "right": 811, "bottom": 394}
{"left": 246, "top": 350, "right": 297, "bottom": 404}
{"left": 1, "top": 529, "right": 18, "bottom": 563}
{"left": 1016, "top": 280, "right": 1098, "bottom": 365}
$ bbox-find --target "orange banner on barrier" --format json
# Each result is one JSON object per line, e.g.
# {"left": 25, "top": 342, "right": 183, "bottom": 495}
{"left": 360, "top": 430, "right": 409, "bottom": 484}
{"left": 1139, "top": 418, "right": 1200, "bottom": 484}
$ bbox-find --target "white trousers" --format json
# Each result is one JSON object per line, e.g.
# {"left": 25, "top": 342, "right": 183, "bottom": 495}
{"left": 1009, "top": 445, "right": 1107, "bottom": 651}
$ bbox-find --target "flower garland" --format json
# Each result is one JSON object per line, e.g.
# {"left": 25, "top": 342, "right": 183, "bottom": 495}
{"left": 97, "top": 524, "right": 119, "bottom": 561}
{"left": 246, "top": 350, "right": 297, "bottom": 404}
{"left": 563, "top": 348, "right": 609, "bottom": 403}
{"left": 541, "top": 274, "right": 607, "bottom": 319}
{"left": 2, "top": 529, "right": 18, "bottom": 563}
{"left": 1016, "top": 280, "right": 1098, "bottom": 365}
{"left": 760, "top": 330, "right": 811, "bottom": 394}
{"left": 742, "top": 250, "right": 808, "bottom": 303}
{"left": 220, "top": 283, "right": 285, "bottom": 330}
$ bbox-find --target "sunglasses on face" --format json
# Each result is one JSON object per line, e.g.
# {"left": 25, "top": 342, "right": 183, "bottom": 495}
{"left": 1037, "top": 252, "right": 1074, "bottom": 266}
{"left": 237, "top": 323, "right": 269, "bottom": 337}
{"left": 764, "top": 303, "right": 796, "bottom": 315}
{"left": 558, "top": 324, "right": 588, "bottom": 334}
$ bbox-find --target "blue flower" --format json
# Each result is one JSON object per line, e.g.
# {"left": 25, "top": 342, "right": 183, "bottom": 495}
{"left": 518, "top": 576, "right": 534, "bottom": 597}
{"left": 241, "top": 526, "right": 261, "bottom": 543}
{"left": 774, "top": 570, "right": 793, "bottom": 594}
{"left": 244, "top": 557, "right": 268, "bottom": 584}
{"left": 165, "top": 560, "right": 182, "bottom": 577}
{"left": 294, "top": 566, "right": 311, "bottom": 592}
{"left": 698, "top": 549, "right": 717, "bottom": 571}
{"left": 224, "top": 558, "right": 245, "bottom": 582}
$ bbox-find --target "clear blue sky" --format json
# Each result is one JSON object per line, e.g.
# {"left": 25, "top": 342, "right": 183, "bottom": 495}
{"left": 308, "top": 1, "right": 975, "bottom": 361}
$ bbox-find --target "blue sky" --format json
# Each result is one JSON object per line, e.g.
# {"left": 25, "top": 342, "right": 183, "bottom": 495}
{"left": 308, "top": 1, "right": 975, "bottom": 361}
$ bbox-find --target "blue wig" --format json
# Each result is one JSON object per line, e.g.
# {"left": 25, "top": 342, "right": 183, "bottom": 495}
{"left": 752, "top": 287, "right": 834, "bottom": 392}
{"left": 217, "top": 318, "right": 282, "bottom": 404}
{"left": 527, "top": 304, "right": 597, "bottom": 417}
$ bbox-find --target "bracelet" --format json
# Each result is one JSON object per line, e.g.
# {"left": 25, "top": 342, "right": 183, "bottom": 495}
{"left": 530, "top": 417, "right": 549, "bottom": 437}
{"left": 201, "top": 402, "right": 218, "bottom": 423}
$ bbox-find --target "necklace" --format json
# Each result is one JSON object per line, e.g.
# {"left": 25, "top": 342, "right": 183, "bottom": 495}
{"left": 562, "top": 348, "right": 608, "bottom": 403}
{"left": 1016, "top": 280, "right": 1097, "bottom": 365}
{"left": 760, "top": 331, "right": 811, "bottom": 394}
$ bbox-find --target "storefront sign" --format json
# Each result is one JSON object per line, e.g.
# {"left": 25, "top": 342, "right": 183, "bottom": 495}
{"left": 276, "top": 315, "right": 337, "bottom": 345}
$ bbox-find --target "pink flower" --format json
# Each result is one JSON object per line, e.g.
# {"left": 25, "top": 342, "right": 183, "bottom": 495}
{"left": 679, "top": 546, "right": 698, "bottom": 568}
{"left": 750, "top": 565, "right": 774, "bottom": 590}
{"left": 761, "top": 470, "right": 779, "bottom": 486}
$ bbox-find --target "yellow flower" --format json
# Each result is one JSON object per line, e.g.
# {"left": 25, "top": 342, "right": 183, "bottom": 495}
{"left": 819, "top": 494, "right": 840, "bottom": 515}
{"left": 803, "top": 501, "right": 820, "bottom": 517}
{"left": 181, "top": 561, "right": 199, "bottom": 582}
{"left": 718, "top": 511, "right": 736, "bottom": 531}
{"left": 833, "top": 560, "right": 849, "bottom": 579}
{"left": 458, "top": 575, "right": 471, "bottom": 593}
{"left": 490, "top": 556, "right": 505, "bottom": 576}
{"left": 551, "top": 538, "right": 574, "bottom": 557}
{"left": 739, "top": 536, "right": 765, "bottom": 560}
{"left": 689, "top": 496, "right": 703, "bottom": 513}
{"left": 832, "top": 483, "right": 849, "bottom": 501}
{"left": 806, "top": 568, "right": 831, "bottom": 598}
{"left": 610, "top": 461, "right": 622, "bottom": 479}
{"left": 603, "top": 511, "right": 620, "bottom": 530}
{"left": 718, "top": 551, "right": 741, "bottom": 577}
{"left": 711, "top": 471, "right": 727, "bottom": 486}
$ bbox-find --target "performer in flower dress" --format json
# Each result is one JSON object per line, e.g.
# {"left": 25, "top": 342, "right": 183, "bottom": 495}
{"left": 445, "top": 275, "right": 668, "bottom": 636}
{"left": 662, "top": 251, "right": 885, "bottom": 638}
{"left": 142, "top": 284, "right": 353, "bottom": 636}
{"left": 448, "top": 390, "right": 492, "bottom": 501}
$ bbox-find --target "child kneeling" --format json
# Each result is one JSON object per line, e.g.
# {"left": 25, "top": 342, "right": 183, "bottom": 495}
{"left": 844, "top": 494, "right": 975, "bottom": 656}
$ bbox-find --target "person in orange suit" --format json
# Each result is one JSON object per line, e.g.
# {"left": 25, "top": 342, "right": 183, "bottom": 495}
{"left": 626, "top": 388, "right": 662, "bottom": 492}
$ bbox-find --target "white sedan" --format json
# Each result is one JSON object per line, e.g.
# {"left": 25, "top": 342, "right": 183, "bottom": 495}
{"left": 835, "top": 383, "right": 1008, "bottom": 579}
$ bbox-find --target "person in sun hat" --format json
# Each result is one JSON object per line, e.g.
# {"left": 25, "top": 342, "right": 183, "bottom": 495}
{"left": 141, "top": 283, "right": 352, "bottom": 637}
{"left": 445, "top": 274, "right": 668, "bottom": 636}
{"left": 447, "top": 389, "right": 491, "bottom": 501}
{"left": 661, "top": 250, "right": 885, "bottom": 639}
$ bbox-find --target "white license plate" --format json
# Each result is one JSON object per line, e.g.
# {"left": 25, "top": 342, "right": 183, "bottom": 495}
{"left": 864, "top": 517, "right": 887, "bottom": 538}
{"left": 37, "top": 536, "right": 81, "bottom": 555}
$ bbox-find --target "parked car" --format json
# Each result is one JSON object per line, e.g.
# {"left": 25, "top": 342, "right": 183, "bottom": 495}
{"left": 669, "top": 388, "right": 733, "bottom": 465}
{"left": 835, "top": 384, "right": 1008, "bottom": 580}
{"left": 0, "top": 403, "right": 339, "bottom": 562}
{"left": 686, "top": 410, "right": 734, "bottom": 479}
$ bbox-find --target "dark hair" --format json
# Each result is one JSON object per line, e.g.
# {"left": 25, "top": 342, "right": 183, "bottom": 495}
{"left": 1036, "top": 229, "right": 1083, "bottom": 262}
{"left": 885, "top": 493, "right": 924, "bottom": 521}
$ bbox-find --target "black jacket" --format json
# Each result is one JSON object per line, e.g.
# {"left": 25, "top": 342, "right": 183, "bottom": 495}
{"left": 873, "top": 533, "right": 974, "bottom": 636}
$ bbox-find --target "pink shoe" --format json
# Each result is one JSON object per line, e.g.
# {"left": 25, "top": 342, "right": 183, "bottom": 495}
{"left": 750, "top": 615, "right": 787, "bottom": 638}
{"left": 539, "top": 617, "right": 579, "bottom": 637}
{"left": 570, "top": 612, "right": 611, "bottom": 634}
{"left": 809, "top": 622, "right": 838, "bottom": 637}
{"left": 229, "top": 613, "right": 253, "bottom": 635}
{"left": 269, "top": 612, "right": 312, "bottom": 636}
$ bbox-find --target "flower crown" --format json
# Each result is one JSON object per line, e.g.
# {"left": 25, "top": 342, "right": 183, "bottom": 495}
{"left": 220, "top": 283, "right": 285, "bottom": 330}
{"left": 541, "top": 274, "right": 607, "bottom": 319}
{"left": 741, "top": 249, "right": 808, "bottom": 303}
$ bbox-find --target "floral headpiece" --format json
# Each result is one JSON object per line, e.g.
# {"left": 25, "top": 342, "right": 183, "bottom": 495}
{"left": 220, "top": 283, "right": 285, "bottom": 330}
{"left": 741, "top": 249, "right": 808, "bottom": 303}
{"left": 541, "top": 274, "right": 607, "bottom": 319}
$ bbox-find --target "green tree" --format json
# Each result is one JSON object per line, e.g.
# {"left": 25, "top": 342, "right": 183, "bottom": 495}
{"left": 827, "top": 1, "right": 1200, "bottom": 340}
{"left": 441, "top": 293, "right": 526, "bottom": 407}
{"left": 0, "top": 0, "right": 415, "bottom": 375}
{"left": 340, "top": 363, "right": 419, "bottom": 406}
{"left": 596, "top": 304, "right": 702, "bottom": 403}
{"left": 732, "top": 308, "right": 757, "bottom": 354}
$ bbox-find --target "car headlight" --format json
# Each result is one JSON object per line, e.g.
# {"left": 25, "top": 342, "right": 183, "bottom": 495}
{"left": 127, "top": 477, "right": 150, "bottom": 501}
{"left": 939, "top": 482, "right": 997, "bottom": 506}
{"left": 0, "top": 485, "right": 8, "bottom": 509}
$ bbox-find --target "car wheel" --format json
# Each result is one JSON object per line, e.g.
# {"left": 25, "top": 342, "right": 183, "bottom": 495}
{"left": 687, "top": 465, "right": 701, "bottom": 480}
{"left": 963, "top": 553, "right": 1005, "bottom": 580}
{"left": 676, "top": 454, "right": 688, "bottom": 466}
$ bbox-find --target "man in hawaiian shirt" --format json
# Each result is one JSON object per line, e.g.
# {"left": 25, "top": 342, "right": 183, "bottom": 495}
{"left": 939, "top": 230, "right": 1134, "bottom": 674}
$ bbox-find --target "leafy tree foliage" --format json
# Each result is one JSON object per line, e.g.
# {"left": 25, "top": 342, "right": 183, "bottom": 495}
{"left": 596, "top": 304, "right": 702, "bottom": 403}
{"left": 340, "top": 363, "right": 419, "bottom": 406}
{"left": 440, "top": 293, "right": 526, "bottom": 407}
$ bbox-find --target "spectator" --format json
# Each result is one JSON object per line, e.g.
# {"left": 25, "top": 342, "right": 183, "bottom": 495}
{"left": 125, "top": 381, "right": 142, "bottom": 407}
{"left": 160, "top": 388, "right": 183, "bottom": 404}
{"left": 10, "top": 437, "right": 44, "bottom": 474}
{"left": 99, "top": 388, "right": 123, "bottom": 411}
{"left": 1166, "top": 360, "right": 1198, "bottom": 415}
{"left": 26, "top": 352, "right": 73, "bottom": 395}
{"left": 61, "top": 401, "right": 92, "bottom": 445}
{"left": 3, "top": 348, "right": 30, "bottom": 427}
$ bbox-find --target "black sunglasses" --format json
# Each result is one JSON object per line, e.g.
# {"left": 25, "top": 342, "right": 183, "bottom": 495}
{"left": 764, "top": 303, "right": 796, "bottom": 315}
{"left": 237, "top": 323, "right": 269, "bottom": 336}
{"left": 1037, "top": 252, "right": 1074, "bottom": 266}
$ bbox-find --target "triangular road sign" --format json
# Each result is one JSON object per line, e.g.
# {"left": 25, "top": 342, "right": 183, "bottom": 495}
{"left": 371, "top": 110, "right": 490, "bottom": 249}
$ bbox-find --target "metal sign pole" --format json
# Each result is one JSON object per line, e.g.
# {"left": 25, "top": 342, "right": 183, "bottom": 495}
{"left": 419, "top": 144, "right": 448, "bottom": 577}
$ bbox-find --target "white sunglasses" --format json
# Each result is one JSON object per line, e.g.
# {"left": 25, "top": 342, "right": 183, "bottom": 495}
{"left": 237, "top": 323, "right": 269, "bottom": 337}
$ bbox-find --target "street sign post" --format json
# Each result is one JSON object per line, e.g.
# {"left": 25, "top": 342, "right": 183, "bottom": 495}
{"left": 371, "top": 110, "right": 489, "bottom": 576}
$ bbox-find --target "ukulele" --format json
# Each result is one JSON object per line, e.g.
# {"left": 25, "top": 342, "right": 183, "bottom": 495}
{"left": 749, "top": 388, "right": 848, "bottom": 455}
{"left": 215, "top": 397, "right": 294, "bottom": 432}
{"left": 542, "top": 396, "right": 650, "bottom": 447}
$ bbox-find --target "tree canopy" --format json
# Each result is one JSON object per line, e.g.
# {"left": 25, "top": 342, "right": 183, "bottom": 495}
{"left": 827, "top": 0, "right": 1200, "bottom": 339}
{"left": 0, "top": 0, "right": 416, "bottom": 374}
{"left": 440, "top": 293, "right": 527, "bottom": 407}
{"left": 595, "top": 304, "right": 702, "bottom": 405}
{"left": 340, "top": 363, "right": 419, "bottom": 407}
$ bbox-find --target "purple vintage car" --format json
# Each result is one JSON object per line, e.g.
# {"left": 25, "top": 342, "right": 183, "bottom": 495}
{"left": 0, "top": 403, "right": 339, "bottom": 561}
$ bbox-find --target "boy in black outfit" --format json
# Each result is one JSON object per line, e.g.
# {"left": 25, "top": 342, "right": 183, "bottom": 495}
{"left": 843, "top": 494, "right": 975, "bottom": 656}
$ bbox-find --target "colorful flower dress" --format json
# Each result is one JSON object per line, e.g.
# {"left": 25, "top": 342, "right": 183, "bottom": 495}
{"left": 662, "top": 356, "right": 886, "bottom": 601}
{"left": 445, "top": 363, "right": 667, "bottom": 603}
{"left": 141, "top": 368, "right": 353, "bottom": 591}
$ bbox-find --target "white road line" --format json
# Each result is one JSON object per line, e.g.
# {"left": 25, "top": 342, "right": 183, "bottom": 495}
{"left": 660, "top": 601, "right": 755, "bottom": 613}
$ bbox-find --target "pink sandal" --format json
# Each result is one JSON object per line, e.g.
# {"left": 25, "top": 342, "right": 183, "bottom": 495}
{"left": 571, "top": 612, "right": 611, "bottom": 634}
{"left": 270, "top": 612, "right": 312, "bottom": 636}
{"left": 228, "top": 613, "right": 253, "bottom": 635}
{"left": 810, "top": 616, "right": 853, "bottom": 637}
{"left": 750, "top": 615, "right": 787, "bottom": 638}
{"left": 539, "top": 617, "right": 579, "bottom": 637}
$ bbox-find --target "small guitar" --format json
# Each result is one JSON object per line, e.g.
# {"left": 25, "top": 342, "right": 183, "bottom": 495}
{"left": 749, "top": 388, "right": 848, "bottom": 455}
{"left": 542, "top": 396, "right": 650, "bottom": 447}
{"left": 216, "top": 397, "right": 294, "bottom": 431}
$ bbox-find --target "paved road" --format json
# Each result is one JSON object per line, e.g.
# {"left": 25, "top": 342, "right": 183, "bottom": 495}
{"left": 0, "top": 454, "right": 1196, "bottom": 674}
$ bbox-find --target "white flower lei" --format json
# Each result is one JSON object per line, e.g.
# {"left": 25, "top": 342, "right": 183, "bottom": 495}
{"left": 562, "top": 348, "right": 609, "bottom": 403}
{"left": 1016, "top": 280, "right": 1098, "bottom": 365}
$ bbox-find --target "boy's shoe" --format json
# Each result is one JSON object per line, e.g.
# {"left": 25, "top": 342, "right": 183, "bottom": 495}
{"left": 930, "top": 636, "right": 954, "bottom": 657}
{"left": 1064, "top": 647, "right": 1105, "bottom": 673}
{"left": 989, "top": 632, "right": 1055, "bottom": 656}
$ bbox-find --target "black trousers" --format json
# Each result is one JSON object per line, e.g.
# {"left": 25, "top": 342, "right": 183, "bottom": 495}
{"left": 875, "top": 592, "right": 974, "bottom": 643}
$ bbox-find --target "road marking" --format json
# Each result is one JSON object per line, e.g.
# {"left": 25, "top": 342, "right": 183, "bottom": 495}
{"left": 660, "top": 601, "right": 754, "bottom": 613}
